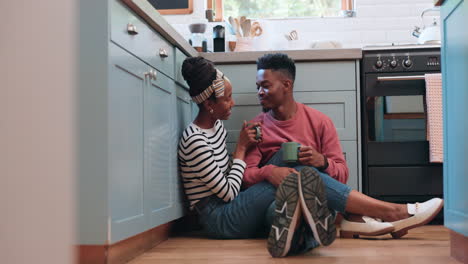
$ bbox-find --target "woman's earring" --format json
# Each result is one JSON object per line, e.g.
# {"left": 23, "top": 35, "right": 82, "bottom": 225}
{"left": 209, "top": 109, "right": 214, "bottom": 114}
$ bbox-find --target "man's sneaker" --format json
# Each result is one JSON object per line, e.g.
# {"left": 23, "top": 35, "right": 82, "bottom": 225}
{"left": 298, "top": 167, "right": 336, "bottom": 246}
{"left": 267, "top": 173, "right": 300, "bottom": 258}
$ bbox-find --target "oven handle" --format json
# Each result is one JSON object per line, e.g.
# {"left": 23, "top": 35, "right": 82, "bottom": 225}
{"left": 377, "top": 75, "right": 425, "bottom": 82}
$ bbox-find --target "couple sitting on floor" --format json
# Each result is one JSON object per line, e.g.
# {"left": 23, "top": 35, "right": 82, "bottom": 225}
{"left": 177, "top": 53, "right": 443, "bottom": 258}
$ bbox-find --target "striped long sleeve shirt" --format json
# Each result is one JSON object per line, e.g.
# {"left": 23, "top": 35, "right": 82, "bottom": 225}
{"left": 178, "top": 120, "right": 246, "bottom": 209}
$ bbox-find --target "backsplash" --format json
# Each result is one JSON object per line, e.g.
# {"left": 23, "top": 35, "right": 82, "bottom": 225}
{"left": 164, "top": 0, "right": 440, "bottom": 50}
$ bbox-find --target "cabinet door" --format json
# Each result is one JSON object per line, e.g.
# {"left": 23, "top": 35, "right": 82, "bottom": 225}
{"left": 341, "top": 141, "right": 358, "bottom": 191}
{"left": 109, "top": 43, "right": 146, "bottom": 243}
{"left": 144, "top": 71, "right": 183, "bottom": 229}
{"left": 175, "top": 85, "right": 193, "bottom": 207}
{"left": 441, "top": 0, "right": 468, "bottom": 236}
{"left": 294, "top": 91, "right": 357, "bottom": 141}
{"left": 176, "top": 85, "right": 193, "bottom": 138}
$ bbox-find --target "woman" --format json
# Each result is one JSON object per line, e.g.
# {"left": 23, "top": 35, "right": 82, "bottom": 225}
{"left": 178, "top": 57, "right": 443, "bottom": 257}
{"left": 178, "top": 57, "right": 276, "bottom": 239}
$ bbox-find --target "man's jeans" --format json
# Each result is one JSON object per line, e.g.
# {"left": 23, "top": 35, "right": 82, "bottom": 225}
{"left": 196, "top": 149, "right": 352, "bottom": 252}
{"left": 265, "top": 149, "right": 352, "bottom": 254}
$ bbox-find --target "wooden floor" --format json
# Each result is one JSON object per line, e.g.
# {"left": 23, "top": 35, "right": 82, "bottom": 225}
{"left": 128, "top": 225, "right": 460, "bottom": 264}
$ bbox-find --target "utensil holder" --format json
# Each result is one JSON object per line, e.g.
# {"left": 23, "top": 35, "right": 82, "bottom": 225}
{"left": 234, "top": 37, "right": 254, "bottom": 52}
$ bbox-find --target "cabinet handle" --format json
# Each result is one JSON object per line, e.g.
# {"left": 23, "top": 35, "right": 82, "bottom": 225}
{"left": 145, "top": 70, "right": 157, "bottom": 80}
{"left": 127, "top": 23, "right": 138, "bottom": 35}
{"left": 159, "top": 48, "right": 169, "bottom": 58}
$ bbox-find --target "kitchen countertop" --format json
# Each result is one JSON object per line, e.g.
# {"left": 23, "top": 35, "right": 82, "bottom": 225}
{"left": 200, "top": 49, "right": 362, "bottom": 64}
{"left": 123, "top": 0, "right": 198, "bottom": 57}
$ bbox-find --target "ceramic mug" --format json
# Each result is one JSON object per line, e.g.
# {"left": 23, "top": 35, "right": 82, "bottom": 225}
{"left": 247, "top": 123, "right": 262, "bottom": 140}
{"left": 282, "top": 142, "right": 300, "bottom": 163}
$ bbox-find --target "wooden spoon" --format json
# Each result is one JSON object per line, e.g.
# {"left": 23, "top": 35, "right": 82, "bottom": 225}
{"left": 233, "top": 18, "right": 242, "bottom": 37}
{"left": 241, "top": 19, "right": 251, "bottom": 37}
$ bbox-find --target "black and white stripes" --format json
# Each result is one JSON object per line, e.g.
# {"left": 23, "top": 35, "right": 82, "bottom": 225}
{"left": 178, "top": 120, "right": 245, "bottom": 209}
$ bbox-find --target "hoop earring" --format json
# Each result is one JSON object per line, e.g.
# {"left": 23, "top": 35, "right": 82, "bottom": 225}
{"left": 209, "top": 109, "right": 214, "bottom": 114}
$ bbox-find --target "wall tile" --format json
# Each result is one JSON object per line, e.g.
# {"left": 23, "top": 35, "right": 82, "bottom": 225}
{"left": 164, "top": 0, "right": 439, "bottom": 48}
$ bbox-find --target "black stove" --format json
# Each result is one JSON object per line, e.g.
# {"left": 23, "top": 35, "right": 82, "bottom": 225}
{"left": 361, "top": 45, "right": 443, "bottom": 217}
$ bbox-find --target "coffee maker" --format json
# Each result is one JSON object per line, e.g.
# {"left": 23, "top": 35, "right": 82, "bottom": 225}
{"left": 188, "top": 23, "right": 207, "bottom": 52}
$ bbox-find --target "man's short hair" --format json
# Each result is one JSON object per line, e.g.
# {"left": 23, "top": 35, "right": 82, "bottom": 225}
{"left": 256, "top": 53, "right": 296, "bottom": 82}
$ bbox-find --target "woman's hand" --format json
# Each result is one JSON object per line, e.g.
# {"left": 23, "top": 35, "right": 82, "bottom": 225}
{"left": 233, "top": 121, "right": 262, "bottom": 160}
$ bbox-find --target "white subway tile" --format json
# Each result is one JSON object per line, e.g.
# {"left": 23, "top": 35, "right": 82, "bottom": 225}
{"left": 386, "top": 30, "right": 418, "bottom": 44}
{"left": 166, "top": 0, "right": 440, "bottom": 49}
{"left": 360, "top": 30, "right": 387, "bottom": 43}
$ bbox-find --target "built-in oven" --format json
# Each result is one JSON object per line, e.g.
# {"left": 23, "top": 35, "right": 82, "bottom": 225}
{"left": 361, "top": 46, "right": 443, "bottom": 211}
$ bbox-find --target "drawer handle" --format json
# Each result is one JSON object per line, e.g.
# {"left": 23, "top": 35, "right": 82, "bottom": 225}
{"left": 144, "top": 70, "right": 157, "bottom": 80}
{"left": 127, "top": 23, "right": 138, "bottom": 35}
{"left": 159, "top": 48, "right": 169, "bottom": 58}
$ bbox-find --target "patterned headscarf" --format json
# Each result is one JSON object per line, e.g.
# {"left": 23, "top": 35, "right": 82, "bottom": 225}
{"left": 191, "top": 69, "right": 229, "bottom": 104}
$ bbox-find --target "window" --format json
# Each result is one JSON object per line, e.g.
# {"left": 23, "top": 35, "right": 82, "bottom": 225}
{"left": 222, "top": 0, "right": 353, "bottom": 19}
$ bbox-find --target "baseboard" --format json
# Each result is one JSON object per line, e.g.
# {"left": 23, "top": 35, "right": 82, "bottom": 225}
{"left": 77, "top": 222, "right": 171, "bottom": 264}
{"left": 77, "top": 245, "right": 107, "bottom": 264}
{"left": 450, "top": 230, "right": 468, "bottom": 263}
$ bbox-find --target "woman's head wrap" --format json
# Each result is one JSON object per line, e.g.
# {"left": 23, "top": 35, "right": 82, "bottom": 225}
{"left": 191, "top": 69, "right": 229, "bottom": 104}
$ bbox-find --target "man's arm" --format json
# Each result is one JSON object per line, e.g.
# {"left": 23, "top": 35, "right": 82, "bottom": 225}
{"left": 242, "top": 145, "right": 277, "bottom": 187}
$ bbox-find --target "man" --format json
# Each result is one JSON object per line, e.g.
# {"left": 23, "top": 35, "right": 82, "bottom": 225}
{"left": 238, "top": 53, "right": 351, "bottom": 257}
{"left": 242, "top": 53, "right": 400, "bottom": 258}
{"left": 243, "top": 53, "right": 348, "bottom": 188}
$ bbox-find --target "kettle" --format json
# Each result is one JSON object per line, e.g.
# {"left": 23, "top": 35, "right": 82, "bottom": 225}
{"left": 412, "top": 7, "right": 441, "bottom": 44}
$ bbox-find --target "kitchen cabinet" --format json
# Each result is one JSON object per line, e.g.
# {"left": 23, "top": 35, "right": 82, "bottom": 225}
{"left": 143, "top": 60, "right": 183, "bottom": 231}
{"left": 109, "top": 42, "right": 185, "bottom": 243}
{"left": 78, "top": 0, "right": 195, "bottom": 247}
{"left": 109, "top": 43, "right": 146, "bottom": 241}
{"left": 217, "top": 60, "right": 361, "bottom": 191}
{"left": 440, "top": 0, "right": 468, "bottom": 261}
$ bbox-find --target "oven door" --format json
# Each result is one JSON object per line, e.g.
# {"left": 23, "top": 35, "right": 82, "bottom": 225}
{"left": 364, "top": 72, "right": 434, "bottom": 166}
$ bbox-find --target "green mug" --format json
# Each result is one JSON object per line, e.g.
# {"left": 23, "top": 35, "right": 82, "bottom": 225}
{"left": 282, "top": 142, "right": 301, "bottom": 163}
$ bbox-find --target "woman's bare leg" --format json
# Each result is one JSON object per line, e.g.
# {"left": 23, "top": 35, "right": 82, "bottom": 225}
{"left": 344, "top": 190, "right": 410, "bottom": 222}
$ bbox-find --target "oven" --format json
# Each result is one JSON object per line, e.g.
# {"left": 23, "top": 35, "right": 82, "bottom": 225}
{"left": 361, "top": 45, "right": 443, "bottom": 208}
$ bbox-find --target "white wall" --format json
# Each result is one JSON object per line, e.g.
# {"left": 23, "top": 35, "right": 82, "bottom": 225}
{"left": 0, "top": 0, "right": 76, "bottom": 263}
{"left": 164, "top": 0, "right": 440, "bottom": 49}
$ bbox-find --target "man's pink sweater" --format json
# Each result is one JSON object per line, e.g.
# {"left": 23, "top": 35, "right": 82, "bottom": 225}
{"left": 243, "top": 102, "right": 349, "bottom": 187}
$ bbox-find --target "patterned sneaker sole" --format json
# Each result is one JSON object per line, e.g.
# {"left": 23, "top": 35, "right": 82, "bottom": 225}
{"left": 298, "top": 167, "right": 336, "bottom": 246}
{"left": 267, "top": 173, "right": 300, "bottom": 258}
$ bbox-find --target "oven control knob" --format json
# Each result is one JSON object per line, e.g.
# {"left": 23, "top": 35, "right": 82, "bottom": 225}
{"left": 375, "top": 59, "right": 383, "bottom": 69}
{"left": 403, "top": 59, "right": 413, "bottom": 68}
{"left": 390, "top": 60, "right": 397, "bottom": 68}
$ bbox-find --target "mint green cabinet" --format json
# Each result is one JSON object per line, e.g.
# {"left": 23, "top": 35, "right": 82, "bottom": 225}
{"left": 144, "top": 69, "right": 184, "bottom": 229}
{"left": 108, "top": 42, "right": 185, "bottom": 243}
{"left": 109, "top": 43, "right": 147, "bottom": 241}
{"left": 79, "top": 0, "right": 193, "bottom": 247}
{"left": 441, "top": 0, "right": 468, "bottom": 237}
